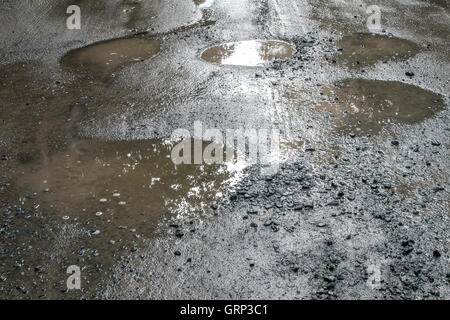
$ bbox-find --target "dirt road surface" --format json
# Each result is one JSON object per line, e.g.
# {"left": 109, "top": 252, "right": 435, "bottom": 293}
{"left": 0, "top": 0, "right": 449, "bottom": 299}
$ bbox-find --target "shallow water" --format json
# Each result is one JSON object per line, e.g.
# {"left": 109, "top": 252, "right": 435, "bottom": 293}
{"left": 334, "top": 33, "right": 420, "bottom": 69}
{"left": 201, "top": 40, "right": 295, "bottom": 66}
{"left": 14, "top": 138, "right": 231, "bottom": 235}
{"left": 61, "top": 35, "right": 161, "bottom": 77}
{"left": 317, "top": 79, "right": 445, "bottom": 135}
{"left": 194, "top": 0, "right": 215, "bottom": 9}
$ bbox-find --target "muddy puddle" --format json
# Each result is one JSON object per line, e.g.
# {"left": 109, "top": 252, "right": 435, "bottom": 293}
{"left": 317, "top": 79, "right": 445, "bottom": 135}
{"left": 61, "top": 35, "right": 161, "bottom": 77}
{"left": 334, "top": 33, "right": 420, "bottom": 69}
{"left": 13, "top": 138, "right": 232, "bottom": 236}
{"left": 201, "top": 40, "right": 295, "bottom": 66}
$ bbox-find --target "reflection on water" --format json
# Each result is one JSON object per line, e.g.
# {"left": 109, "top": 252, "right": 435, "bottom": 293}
{"left": 317, "top": 79, "right": 445, "bottom": 135}
{"left": 61, "top": 35, "right": 161, "bottom": 77}
{"left": 201, "top": 40, "right": 295, "bottom": 66}
{"left": 194, "top": 0, "right": 214, "bottom": 9}
{"left": 14, "top": 139, "right": 232, "bottom": 233}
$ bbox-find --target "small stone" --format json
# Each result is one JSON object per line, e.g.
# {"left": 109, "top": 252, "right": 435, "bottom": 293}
{"left": 433, "top": 250, "right": 441, "bottom": 258}
{"left": 95, "top": 211, "right": 103, "bottom": 216}
{"left": 174, "top": 251, "right": 181, "bottom": 256}
{"left": 99, "top": 198, "right": 108, "bottom": 203}
{"left": 405, "top": 71, "right": 415, "bottom": 77}
{"left": 304, "top": 203, "right": 314, "bottom": 209}
{"left": 210, "top": 203, "right": 218, "bottom": 210}
{"left": 175, "top": 229, "right": 184, "bottom": 238}
{"left": 229, "top": 192, "right": 237, "bottom": 201}
{"left": 16, "top": 286, "right": 27, "bottom": 294}
{"left": 373, "top": 212, "right": 385, "bottom": 220}
{"left": 91, "top": 230, "right": 100, "bottom": 235}
{"left": 391, "top": 140, "right": 400, "bottom": 146}
{"left": 264, "top": 219, "right": 273, "bottom": 227}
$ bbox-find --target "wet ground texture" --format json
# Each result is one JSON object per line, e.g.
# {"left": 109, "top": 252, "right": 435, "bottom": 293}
{"left": 0, "top": 0, "right": 449, "bottom": 299}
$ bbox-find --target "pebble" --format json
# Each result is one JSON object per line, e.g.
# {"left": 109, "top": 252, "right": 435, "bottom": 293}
{"left": 433, "top": 250, "right": 441, "bottom": 258}
{"left": 175, "top": 229, "right": 184, "bottom": 238}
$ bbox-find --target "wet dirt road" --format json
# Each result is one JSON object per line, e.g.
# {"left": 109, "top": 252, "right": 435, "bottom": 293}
{"left": 0, "top": 0, "right": 449, "bottom": 299}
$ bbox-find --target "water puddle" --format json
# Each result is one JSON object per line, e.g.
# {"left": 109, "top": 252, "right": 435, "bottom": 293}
{"left": 201, "top": 40, "right": 295, "bottom": 66}
{"left": 14, "top": 139, "right": 232, "bottom": 235}
{"left": 61, "top": 35, "right": 161, "bottom": 77}
{"left": 428, "top": 0, "right": 449, "bottom": 8}
{"left": 194, "top": 0, "right": 214, "bottom": 9}
{"left": 317, "top": 79, "right": 445, "bottom": 135}
{"left": 334, "top": 33, "right": 420, "bottom": 69}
